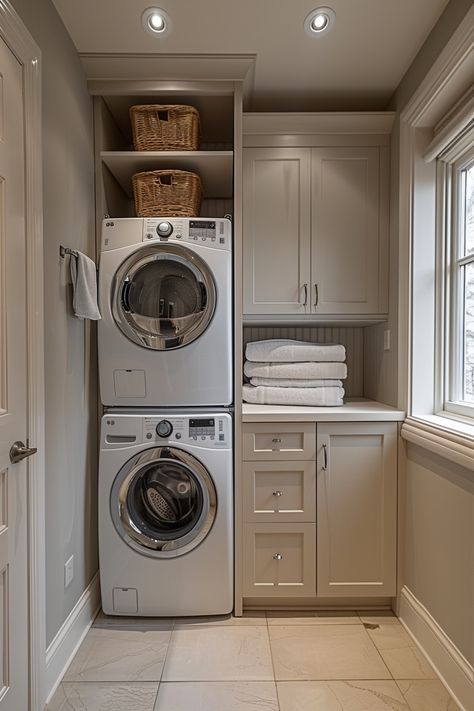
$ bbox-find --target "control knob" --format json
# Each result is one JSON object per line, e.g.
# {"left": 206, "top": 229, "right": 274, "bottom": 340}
{"left": 156, "top": 221, "right": 173, "bottom": 238}
{"left": 156, "top": 420, "right": 173, "bottom": 438}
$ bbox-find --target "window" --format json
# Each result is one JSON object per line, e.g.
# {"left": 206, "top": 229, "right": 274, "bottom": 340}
{"left": 440, "top": 132, "right": 474, "bottom": 419}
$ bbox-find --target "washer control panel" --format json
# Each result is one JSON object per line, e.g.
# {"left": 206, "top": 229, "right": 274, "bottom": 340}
{"left": 142, "top": 414, "right": 230, "bottom": 447}
{"left": 142, "top": 217, "right": 231, "bottom": 249}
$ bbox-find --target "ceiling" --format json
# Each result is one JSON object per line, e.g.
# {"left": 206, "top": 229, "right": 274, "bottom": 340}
{"left": 52, "top": 0, "right": 451, "bottom": 111}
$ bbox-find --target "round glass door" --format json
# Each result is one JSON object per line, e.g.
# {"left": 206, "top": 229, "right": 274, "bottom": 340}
{"left": 112, "top": 244, "right": 216, "bottom": 350}
{"left": 110, "top": 447, "right": 217, "bottom": 558}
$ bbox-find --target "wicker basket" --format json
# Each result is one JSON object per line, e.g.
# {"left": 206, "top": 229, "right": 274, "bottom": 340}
{"left": 130, "top": 104, "right": 200, "bottom": 151}
{"left": 132, "top": 170, "right": 202, "bottom": 217}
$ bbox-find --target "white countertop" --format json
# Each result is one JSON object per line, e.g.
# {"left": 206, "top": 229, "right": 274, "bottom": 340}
{"left": 242, "top": 399, "right": 406, "bottom": 422}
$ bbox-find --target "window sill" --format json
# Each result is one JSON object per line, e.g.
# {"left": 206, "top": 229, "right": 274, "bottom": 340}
{"left": 401, "top": 415, "right": 474, "bottom": 471}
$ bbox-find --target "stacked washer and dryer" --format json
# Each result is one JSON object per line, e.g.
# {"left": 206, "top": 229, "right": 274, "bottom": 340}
{"left": 97, "top": 217, "right": 234, "bottom": 616}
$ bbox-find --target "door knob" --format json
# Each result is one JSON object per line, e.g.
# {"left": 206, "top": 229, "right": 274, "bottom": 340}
{"left": 273, "top": 553, "right": 283, "bottom": 561}
{"left": 9, "top": 441, "right": 38, "bottom": 464}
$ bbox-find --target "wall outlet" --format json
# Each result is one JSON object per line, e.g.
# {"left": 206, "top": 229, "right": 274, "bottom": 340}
{"left": 383, "top": 329, "right": 391, "bottom": 351}
{"left": 64, "top": 555, "right": 74, "bottom": 589}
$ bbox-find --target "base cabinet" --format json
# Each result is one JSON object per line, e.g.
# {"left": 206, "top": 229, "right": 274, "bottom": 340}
{"left": 241, "top": 420, "right": 398, "bottom": 602}
{"left": 316, "top": 422, "right": 397, "bottom": 597}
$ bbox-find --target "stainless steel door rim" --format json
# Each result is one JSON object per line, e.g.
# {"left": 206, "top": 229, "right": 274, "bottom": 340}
{"left": 110, "top": 446, "right": 217, "bottom": 559}
{"left": 112, "top": 243, "right": 216, "bottom": 350}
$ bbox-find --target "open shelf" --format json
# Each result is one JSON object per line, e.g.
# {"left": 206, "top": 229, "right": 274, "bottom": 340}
{"left": 101, "top": 150, "right": 234, "bottom": 199}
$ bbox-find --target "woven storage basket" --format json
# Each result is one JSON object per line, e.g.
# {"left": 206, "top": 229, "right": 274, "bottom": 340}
{"left": 130, "top": 104, "right": 200, "bottom": 151}
{"left": 132, "top": 170, "right": 202, "bottom": 217}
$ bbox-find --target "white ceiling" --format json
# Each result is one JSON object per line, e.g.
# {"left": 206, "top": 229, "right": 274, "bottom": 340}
{"left": 52, "top": 0, "right": 451, "bottom": 111}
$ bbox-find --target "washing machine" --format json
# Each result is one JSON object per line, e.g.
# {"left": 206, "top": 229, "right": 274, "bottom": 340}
{"left": 98, "top": 217, "right": 232, "bottom": 407}
{"left": 98, "top": 410, "right": 233, "bottom": 616}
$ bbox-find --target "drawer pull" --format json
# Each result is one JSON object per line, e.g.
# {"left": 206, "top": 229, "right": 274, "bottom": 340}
{"left": 273, "top": 553, "right": 283, "bottom": 561}
{"left": 272, "top": 438, "right": 282, "bottom": 443}
{"left": 272, "top": 490, "right": 283, "bottom": 497}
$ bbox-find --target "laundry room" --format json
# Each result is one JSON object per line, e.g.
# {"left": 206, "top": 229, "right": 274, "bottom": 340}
{"left": 0, "top": 1, "right": 473, "bottom": 710}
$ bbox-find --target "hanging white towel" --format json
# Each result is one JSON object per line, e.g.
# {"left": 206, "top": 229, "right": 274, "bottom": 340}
{"left": 243, "top": 384, "right": 344, "bottom": 407}
{"left": 249, "top": 377, "right": 343, "bottom": 389}
{"left": 246, "top": 339, "right": 346, "bottom": 363}
{"left": 69, "top": 251, "right": 101, "bottom": 320}
{"left": 244, "top": 360, "right": 347, "bottom": 380}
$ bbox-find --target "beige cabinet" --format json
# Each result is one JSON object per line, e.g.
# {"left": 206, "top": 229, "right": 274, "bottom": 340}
{"left": 316, "top": 422, "right": 397, "bottom": 597}
{"left": 243, "top": 144, "right": 389, "bottom": 316}
{"left": 243, "top": 523, "right": 316, "bottom": 597}
{"left": 242, "top": 148, "right": 311, "bottom": 314}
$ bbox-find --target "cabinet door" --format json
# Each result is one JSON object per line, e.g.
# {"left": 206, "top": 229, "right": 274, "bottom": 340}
{"left": 317, "top": 422, "right": 397, "bottom": 597}
{"left": 243, "top": 148, "right": 311, "bottom": 314}
{"left": 243, "top": 523, "right": 316, "bottom": 597}
{"left": 243, "top": 461, "right": 316, "bottom": 523}
{"left": 311, "top": 147, "right": 387, "bottom": 314}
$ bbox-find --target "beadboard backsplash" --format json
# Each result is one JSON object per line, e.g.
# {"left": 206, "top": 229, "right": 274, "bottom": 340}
{"left": 243, "top": 326, "right": 364, "bottom": 398}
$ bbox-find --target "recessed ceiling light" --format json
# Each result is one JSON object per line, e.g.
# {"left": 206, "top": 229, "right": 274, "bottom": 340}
{"left": 304, "top": 7, "right": 336, "bottom": 36}
{"left": 142, "top": 7, "right": 171, "bottom": 37}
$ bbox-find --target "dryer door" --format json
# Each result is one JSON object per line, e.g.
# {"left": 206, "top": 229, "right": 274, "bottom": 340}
{"left": 112, "top": 244, "right": 216, "bottom": 350}
{"left": 110, "top": 446, "right": 217, "bottom": 558}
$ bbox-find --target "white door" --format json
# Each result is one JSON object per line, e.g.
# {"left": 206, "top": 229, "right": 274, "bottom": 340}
{"left": 0, "top": 36, "right": 30, "bottom": 711}
{"left": 243, "top": 148, "right": 311, "bottom": 314}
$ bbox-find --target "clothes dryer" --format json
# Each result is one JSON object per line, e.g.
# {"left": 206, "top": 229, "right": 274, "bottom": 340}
{"left": 98, "top": 217, "right": 232, "bottom": 407}
{"left": 99, "top": 410, "right": 233, "bottom": 616}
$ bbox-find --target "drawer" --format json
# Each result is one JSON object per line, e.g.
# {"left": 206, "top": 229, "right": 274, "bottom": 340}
{"left": 242, "top": 423, "right": 316, "bottom": 461}
{"left": 243, "top": 523, "right": 316, "bottom": 597}
{"left": 243, "top": 461, "right": 316, "bottom": 523}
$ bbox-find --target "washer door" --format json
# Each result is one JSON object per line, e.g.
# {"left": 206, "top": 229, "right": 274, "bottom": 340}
{"left": 110, "top": 446, "right": 217, "bottom": 558}
{"left": 112, "top": 244, "right": 216, "bottom": 350}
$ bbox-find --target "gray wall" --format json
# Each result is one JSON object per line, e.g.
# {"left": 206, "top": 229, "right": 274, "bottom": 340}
{"left": 10, "top": 0, "right": 97, "bottom": 646}
{"left": 391, "top": 0, "right": 474, "bottom": 667}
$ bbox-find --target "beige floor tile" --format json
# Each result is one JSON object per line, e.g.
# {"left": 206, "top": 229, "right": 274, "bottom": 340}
{"left": 397, "top": 680, "right": 461, "bottom": 711}
{"left": 173, "top": 610, "right": 267, "bottom": 628}
{"left": 277, "top": 680, "right": 410, "bottom": 710}
{"left": 154, "top": 681, "right": 279, "bottom": 710}
{"left": 267, "top": 610, "right": 360, "bottom": 626}
{"left": 47, "top": 682, "right": 159, "bottom": 710}
{"left": 269, "top": 625, "right": 391, "bottom": 680}
{"left": 358, "top": 610, "right": 399, "bottom": 625}
{"left": 93, "top": 610, "right": 175, "bottom": 629}
{"left": 162, "top": 625, "right": 274, "bottom": 681}
{"left": 366, "top": 625, "right": 437, "bottom": 680}
{"left": 64, "top": 627, "right": 172, "bottom": 682}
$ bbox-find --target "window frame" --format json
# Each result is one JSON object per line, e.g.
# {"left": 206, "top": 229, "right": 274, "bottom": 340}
{"left": 437, "top": 128, "right": 474, "bottom": 421}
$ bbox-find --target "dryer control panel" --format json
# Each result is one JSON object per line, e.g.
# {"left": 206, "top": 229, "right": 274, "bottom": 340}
{"left": 142, "top": 217, "right": 231, "bottom": 250}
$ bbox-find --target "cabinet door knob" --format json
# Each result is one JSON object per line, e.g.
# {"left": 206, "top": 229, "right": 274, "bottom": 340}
{"left": 272, "top": 490, "right": 283, "bottom": 497}
{"left": 273, "top": 553, "right": 283, "bottom": 561}
{"left": 272, "top": 438, "right": 282, "bottom": 443}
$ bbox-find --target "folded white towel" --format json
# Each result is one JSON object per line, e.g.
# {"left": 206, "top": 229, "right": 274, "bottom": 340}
{"left": 69, "top": 251, "right": 101, "bottom": 320}
{"left": 250, "top": 377, "right": 343, "bottom": 389}
{"left": 244, "top": 361, "right": 347, "bottom": 380}
{"left": 246, "top": 339, "right": 346, "bottom": 363}
{"left": 243, "top": 384, "right": 344, "bottom": 407}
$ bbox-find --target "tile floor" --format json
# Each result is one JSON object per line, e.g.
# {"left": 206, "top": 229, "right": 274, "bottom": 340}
{"left": 47, "top": 609, "right": 461, "bottom": 711}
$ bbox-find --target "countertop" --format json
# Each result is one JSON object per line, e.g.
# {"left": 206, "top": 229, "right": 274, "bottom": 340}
{"left": 241, "top": 398, "right": 406, "bottom": 422}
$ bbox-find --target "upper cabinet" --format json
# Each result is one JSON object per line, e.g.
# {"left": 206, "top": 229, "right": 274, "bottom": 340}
{"left": 242, "top": 113, "right": 393, "bottom": 321}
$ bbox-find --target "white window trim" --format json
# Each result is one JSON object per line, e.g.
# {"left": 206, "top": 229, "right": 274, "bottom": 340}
{"left": 398, "top": 6, "right": 474, "bottom": 468}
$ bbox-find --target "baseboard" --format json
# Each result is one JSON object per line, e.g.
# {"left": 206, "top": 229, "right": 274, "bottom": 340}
{"left": 399, "top": 586, "right": 474, "bottom": 711}
{"left": 45, "top": 572, "right": 101, "bottom": 704}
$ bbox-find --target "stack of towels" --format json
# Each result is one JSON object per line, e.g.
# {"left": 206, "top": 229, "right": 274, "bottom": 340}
{"left": 243, "top": 339, "right": 347, "bottom": 407}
